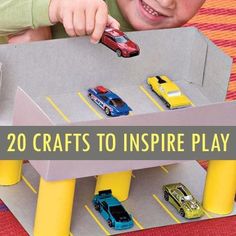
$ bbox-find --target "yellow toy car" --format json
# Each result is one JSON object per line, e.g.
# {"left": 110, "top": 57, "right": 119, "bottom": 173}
{"left": 147, "top": 75, "right": 192, "bottom": 109}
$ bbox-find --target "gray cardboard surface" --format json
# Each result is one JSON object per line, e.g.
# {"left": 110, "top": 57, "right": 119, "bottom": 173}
{"left": 183, "top": 29, "right": 207, "bottom": 86}
{"left": 200, "top": 38, "right": 233, "bottom": 102}
{"left": 0, "top": 63, "right": 2, "bottom": 93}
{"left": 0, "top": 99, "right": 13, "bottom": 125}
{"left": 72, "top": 101, "right": 236, "bottom": 126}
{"left": 0, "top": 28, "right": 232, "bottom": 126}
{"left": 13, "top": 88, "right": 53, "bottom": 126}
{"left": 29, "top": 160, "right": 180, "bottom": 181}
{"left": 0, "top": 27, "right": 232, "bottom": 124}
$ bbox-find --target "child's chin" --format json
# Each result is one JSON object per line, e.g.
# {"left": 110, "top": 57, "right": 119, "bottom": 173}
{"left": 131, "top": 20, "right": 163, "bottom": 31}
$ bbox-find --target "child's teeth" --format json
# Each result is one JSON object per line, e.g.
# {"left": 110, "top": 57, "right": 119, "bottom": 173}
{"left": 141, "top": 0, "right": 160, "bottom": 16}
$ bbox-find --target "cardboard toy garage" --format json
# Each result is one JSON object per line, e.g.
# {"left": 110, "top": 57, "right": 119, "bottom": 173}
{"left": 0, "top": 27, "right": 236, "bottom": 235}
{"left": 1, "top": 26, "right": 236, "bottom": 178}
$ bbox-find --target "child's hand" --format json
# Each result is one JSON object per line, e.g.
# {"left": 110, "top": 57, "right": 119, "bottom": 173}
{"left": 7, "top": 27, "right": 52, "bottom": 44}
{"left": 49, "top": 0, "right": 120, "bottom": 43}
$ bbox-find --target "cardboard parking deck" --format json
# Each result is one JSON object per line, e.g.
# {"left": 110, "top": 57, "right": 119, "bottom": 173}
{"left": 0, "top": 27, "right": 234, "bottom": 127}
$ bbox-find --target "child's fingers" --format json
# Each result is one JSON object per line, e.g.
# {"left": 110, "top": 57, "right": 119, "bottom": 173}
{"left": 85, "top": 7, "right": 96, "bottom": 35}
{"left": 73, "top": 9, "right": 86, "bottom": 36}
{"left": 90, "top": 6, "right": 107, "bottom": 44}
{"left": 107, "top": 15, "right": 120, "bottom": 29}
{"left": 63, "top": 11, "right": 76, "bottom": 37}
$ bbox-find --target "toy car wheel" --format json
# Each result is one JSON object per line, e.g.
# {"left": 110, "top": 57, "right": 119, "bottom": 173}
{"left": 165, "top": 102, "right": 171, "bottom": 109}
{"left": 107, "top": 219, "right": 113, "bottom": 228}
{"left": 180, "top": 208, "right": 185, "bottom": 218}
{"left": 164, "top": 191, "right": 169, "bottom": 201}
{"left": 88, "top": 93, "right": 92, "bottom": 97}
{"left": 116, "top": 49, "right": 122, "bottom": 57}
{"left": 94, "top": 203, "right": 100, "bottom": 212}
{"left": 105, "top": 107, "right": 111, "bottom": 116}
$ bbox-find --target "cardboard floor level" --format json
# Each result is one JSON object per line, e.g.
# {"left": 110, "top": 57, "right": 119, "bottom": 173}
{"left": 0, "top": 161, "right": 235, "bottom": 236}
{"left": 34, "top": 82, "right": 211, "bottom": 125}
{"left": 0, "top": 27, "right": 234, "bottom": 127}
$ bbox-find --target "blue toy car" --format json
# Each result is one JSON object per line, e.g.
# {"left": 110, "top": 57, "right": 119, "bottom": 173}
{"left": 88, "top": 86, "right": 132, "bottom": 116}
{"left": 92, "top": 190, "right": 134, "bottom": 230}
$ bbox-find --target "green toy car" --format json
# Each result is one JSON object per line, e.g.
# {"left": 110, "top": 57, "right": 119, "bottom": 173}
{"left": 163, "top": 183, "right": 204, "bottom": 219}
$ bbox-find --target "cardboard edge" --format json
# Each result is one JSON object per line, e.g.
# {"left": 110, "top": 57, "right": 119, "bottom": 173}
{"left": 71, "top": 100, "right": 236, "bottom": 126}
{"left": 199, "top": 33, "right": 233, "bottom": 102}
{"left": 0, "top": 62, "right": 2, "bottom": 92}
{"left": 13, "top": 87, "right": 54, "bottom": 126}
{"left": 0, "top": 62, "right": 2, "bottom": 101}
{"left": 29, "top": 160, "right": 51, "bottom": 180}
{"left": 32, "top": 160, "right": 183, "bottom": 181}
{"left": 19, "top": 84, "right": 236, "bottom": 127}
{"left": 185, "top": 27, "right": 208, "bottom": 86}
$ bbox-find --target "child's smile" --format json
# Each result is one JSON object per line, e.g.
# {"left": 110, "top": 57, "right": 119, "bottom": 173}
{"left": 138, "top": 0, "right": 168, "bottom": 24}
{"left": 117, "top": 0, "right": 206, "bottom": 30}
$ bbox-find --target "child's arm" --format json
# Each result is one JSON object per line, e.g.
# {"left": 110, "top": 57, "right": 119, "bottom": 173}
{"left": 7, "top": 27, "right": 52, "bottom": 44}
{"left": 0, "top": 0, "right": 51, "bottom": 35}
{"left": 0, "top": 0, "right": 119, "bottom": 43}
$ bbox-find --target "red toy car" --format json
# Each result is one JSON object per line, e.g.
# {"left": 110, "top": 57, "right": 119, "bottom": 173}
{"left": 100, "top": 28, "right": 140, "bottom": 58}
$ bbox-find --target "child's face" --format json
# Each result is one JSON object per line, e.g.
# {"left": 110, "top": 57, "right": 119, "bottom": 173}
{"left": 117, "top": 0, "right": 205, "bottom": 30}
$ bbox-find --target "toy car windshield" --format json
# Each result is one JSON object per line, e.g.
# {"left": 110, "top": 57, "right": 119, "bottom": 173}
{"left": 167, "top": 91, "right": 182, "bottom": 97}
{"left": 110, "top": 98, "right": 125, "bottom": 107}
{"left": 184, "top": 195, "right": 193, "bottom": 201}
{"left": 114, "top": 36, "right": 129, "bottom": 43}
{"left": 110, "top": 205, "right": 131, "bottom": 222}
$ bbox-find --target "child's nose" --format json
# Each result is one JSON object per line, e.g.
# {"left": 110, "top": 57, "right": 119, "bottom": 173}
{"left": 156, "top": 0, "right": 176, "bottom": 9}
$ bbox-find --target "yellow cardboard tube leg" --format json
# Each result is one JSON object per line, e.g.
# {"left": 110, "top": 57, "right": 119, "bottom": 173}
{"left": 203, "top": 160, "right": 236, "bottom": 214}
{"left": 0, "top": 160, "right": 23, "bottom": 185}
{"left": 95, "top": 170, "right": 132, "bottom": 202}
{"left": 34, "top": 177, "right": 76, "bottom": 236}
